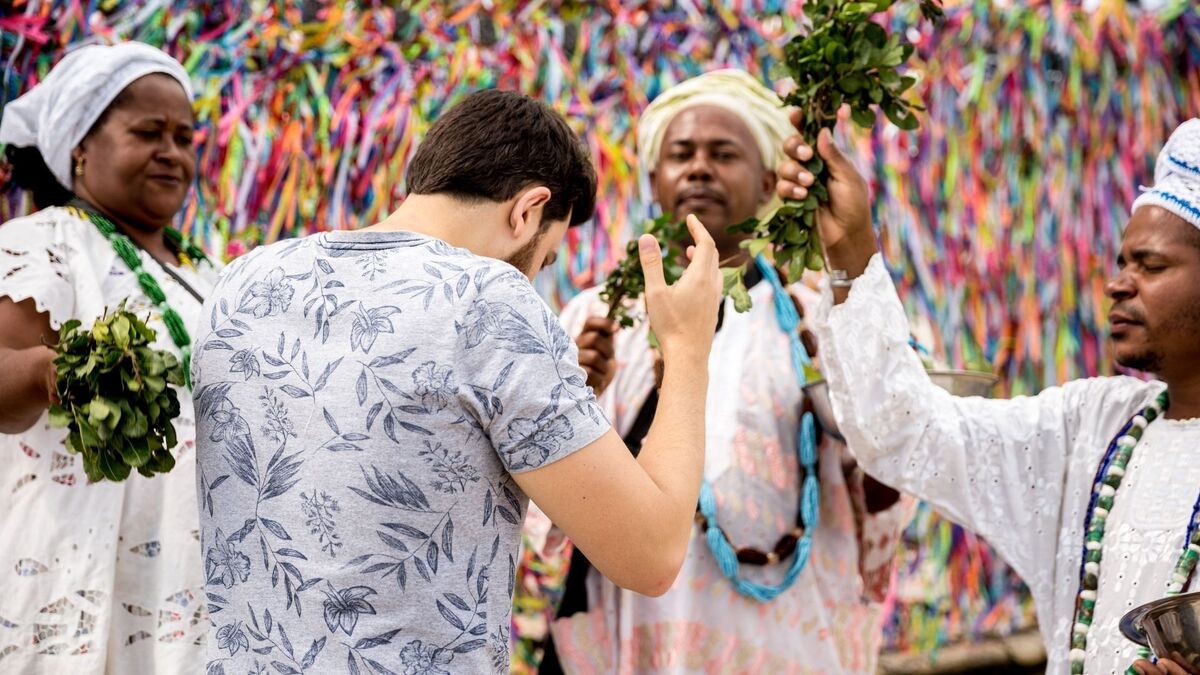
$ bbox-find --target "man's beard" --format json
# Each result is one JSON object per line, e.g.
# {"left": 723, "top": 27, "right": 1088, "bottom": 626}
{"left": 1113, "top": 301, "right": 1200, "bottom": 374}
{"left": 1116, "top": 349, "right": 1164, "bottom": 373}
{"left": 504, "top": 232, "right": 545, "bottom": 276}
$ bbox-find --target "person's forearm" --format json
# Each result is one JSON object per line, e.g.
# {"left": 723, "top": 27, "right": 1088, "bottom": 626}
{"left": 0, "top": 346, "right": 55, "bottom": 434}
{"left": 634, "top": 355, "right": 708, "bottom": 578}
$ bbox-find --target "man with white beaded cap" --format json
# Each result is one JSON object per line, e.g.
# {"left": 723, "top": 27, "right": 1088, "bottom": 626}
{"left": 530, "top": 69, "right": 913, "bottom": 675}
{"left": 774, "top": 109, "right": 1200, "bottom": 674}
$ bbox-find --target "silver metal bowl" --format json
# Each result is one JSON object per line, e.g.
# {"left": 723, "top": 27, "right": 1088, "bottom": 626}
{"left": 927, "top": 370, "right": 1002, "bottom": 397}
{"left": 803, "top": 370, "right": 1000, "bottom": 442}
{"left": 1121, "top": 592, "right": 1200, "bottom": 673}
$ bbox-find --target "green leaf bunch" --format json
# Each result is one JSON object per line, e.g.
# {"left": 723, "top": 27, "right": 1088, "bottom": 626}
{"left": 600, "top": 215, "right": 690, "bottom": 328}
{"left": 733, "top": 0, "right": 944, "bottom": 282}
{"left": 48, "top": 302, "right": 184, "bottom": 482}
{"left": 600, "top": 215, "right": 754, "bottom": 328}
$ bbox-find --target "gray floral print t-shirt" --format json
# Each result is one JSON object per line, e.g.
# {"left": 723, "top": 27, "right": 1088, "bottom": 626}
{"left": 192, "top": 230, "right": 609, "bottom": 675}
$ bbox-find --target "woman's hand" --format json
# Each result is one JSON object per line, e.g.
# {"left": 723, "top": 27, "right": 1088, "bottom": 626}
{"left": 0, "top": 297, "right": 59, "bottom": 433}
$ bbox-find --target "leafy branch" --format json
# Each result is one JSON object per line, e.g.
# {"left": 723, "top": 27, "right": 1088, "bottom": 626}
{"left": 48, "top": 302, "right": 182, "bottom": 482}
{"left": 730, "top": 0, "right": 944, "bottom": 281}
{"left": 599, "top": 215, "right": 688, "bottom": 328}
{"left": 599, "top": 215, "right": 752, "bottom": 328}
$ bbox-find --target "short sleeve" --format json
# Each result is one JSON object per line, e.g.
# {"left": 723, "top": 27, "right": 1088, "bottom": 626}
{"left": 0, "top": 212, "right": 75, "bottom": 328}
{"left": 455, "top": 268, "right": 610, "bottom": 473}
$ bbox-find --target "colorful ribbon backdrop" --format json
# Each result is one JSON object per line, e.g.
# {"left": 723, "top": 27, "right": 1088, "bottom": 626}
{"left": 3, "top": 0, "right": 1197, "bottom": 654}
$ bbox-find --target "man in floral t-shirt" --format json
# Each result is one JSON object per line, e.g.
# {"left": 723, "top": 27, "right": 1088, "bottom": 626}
{"left": 193, "top": 90, "right": 723, "bottom": 674}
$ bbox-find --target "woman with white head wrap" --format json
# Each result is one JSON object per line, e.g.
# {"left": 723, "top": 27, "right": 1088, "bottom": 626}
{"left": 528, "top": 69, "right": 913, "bottom": 675}
{"left": 0, "top": 42, "right": 217, "bottom": 673}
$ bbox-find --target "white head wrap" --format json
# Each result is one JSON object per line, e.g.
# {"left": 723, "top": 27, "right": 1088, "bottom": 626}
{"left": 0, "top": 41, "right": 193, "bottom": 191}
{"left": 1131, "top": 118, "right": 1200, "bottom": 230}
{"left": 636, "top": 69, "right": 794, "bottom": 219}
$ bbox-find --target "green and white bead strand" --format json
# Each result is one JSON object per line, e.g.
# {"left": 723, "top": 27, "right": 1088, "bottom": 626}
{"left": 1067, "top": 392, "right": 1200, "bottom": 674}
{"left": 72, "top": 206, "right": 207, "bottom": 389}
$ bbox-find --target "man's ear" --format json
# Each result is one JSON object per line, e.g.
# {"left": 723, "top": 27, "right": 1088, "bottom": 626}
{"left": 510, "top": 185, "right": 552, "bottom": 239}
{"left": 758, "top": 168, "right": 776, "bottom": 208}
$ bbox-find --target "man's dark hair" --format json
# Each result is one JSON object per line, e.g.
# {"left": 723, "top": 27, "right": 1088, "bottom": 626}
{"left": 406, "top": 89, "right": 597, "bottom": 228}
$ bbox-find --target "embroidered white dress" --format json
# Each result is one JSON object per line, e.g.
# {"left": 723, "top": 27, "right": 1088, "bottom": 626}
{"left": 815, "top": 253, "right": 1200, "bottom": 675}
{"left": 532, "top": 280, "right": 912, "bottom": 675}
{"left": 0, "top": 206, "right": 219, "bottom": 674}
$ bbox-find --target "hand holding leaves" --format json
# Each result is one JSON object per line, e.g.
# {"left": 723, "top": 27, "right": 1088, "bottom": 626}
{"left": 48, "top": 302, "right": 183, "bottom": 482}
{"left": 748, "top": 0, "right": 944, "bottom": 281}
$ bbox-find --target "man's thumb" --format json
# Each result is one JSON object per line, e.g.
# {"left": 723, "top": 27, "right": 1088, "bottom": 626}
{"left": 817, "top": 128, "right": 850, "bottom": 177}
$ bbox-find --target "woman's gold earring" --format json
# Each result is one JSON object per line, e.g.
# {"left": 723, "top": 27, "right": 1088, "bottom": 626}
{"left": 74, "top": 158, "right": 85, "bottom": 177}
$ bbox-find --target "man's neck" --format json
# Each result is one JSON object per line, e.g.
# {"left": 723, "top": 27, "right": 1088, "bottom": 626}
{"left": 1164, "top": 368, "right": 1200, "bottom": 421}
{"left": 367, "top": 195, "right": 499, "bottom": 254}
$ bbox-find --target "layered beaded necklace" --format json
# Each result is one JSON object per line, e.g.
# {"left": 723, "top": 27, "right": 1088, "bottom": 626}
{"left": 67, "top": 203, "right": 209, "bottom": 389}
{"left": 1068, "top": 391, "right": 1200, "bottom": 673}
{"left": 696, "top": 256, "right": 820, "bottom": 602}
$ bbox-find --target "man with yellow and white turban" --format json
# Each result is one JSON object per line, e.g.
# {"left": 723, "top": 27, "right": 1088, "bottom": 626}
{"left": 635, "top": 69, "right": 796, "bottom": 236}
{"left": 529, "top": 69, "right": 913, "bottom": 674}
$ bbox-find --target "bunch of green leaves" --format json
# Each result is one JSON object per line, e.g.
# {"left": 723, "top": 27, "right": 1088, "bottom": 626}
{"left": 48, "top": 302, "right": 183, "bottom": 482}
{"left": 600, "top": 215, "right": 754, "bottom": 328}
{"left": 600, "top": 215, "right": 690, "bottom": 327}
{"left": 729, "top": 0, "right": 943, "bottom": 282}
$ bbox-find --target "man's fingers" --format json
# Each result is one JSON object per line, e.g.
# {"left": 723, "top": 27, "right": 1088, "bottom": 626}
{"left": 683, "top": 214, "right": 717, "bottom": 271}
{"left": 576, "top": 332, "right": 615, "bottom": 360}
{"left": 778, "top": 146, "right": 815, "bottom": 202}
{"left": 580, "top": 316, "right": 617, "bottom": 336}
{"left": 778, "top": 158, "right": 803, "bottom": 183}
{"left": 1159, "top": 658, "right": 1193, "bottom": 675}
{"left": 577, "top": 349, "right": 608, "bottom": 371}
{"left": 784, "top": 136, "right": 814, "bottom": 162}
{"left": 1131, "top": 659, "right": 1187, "bottom": 675}
{"left": 638, "top": 234, "right": 667, "bottom": 294}
{"left": 777, "top": 180, "right": 808, "bottom": 201}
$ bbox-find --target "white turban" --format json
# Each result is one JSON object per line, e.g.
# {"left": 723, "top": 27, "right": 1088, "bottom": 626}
{"left": 636, "top": 69, "right": 795, "bottom": 219}
{"left": 1132, "top": 118, "right": 1200, "bottom": 230}
{"left": 0, "top": 41, "right": 193, "bottom": 191}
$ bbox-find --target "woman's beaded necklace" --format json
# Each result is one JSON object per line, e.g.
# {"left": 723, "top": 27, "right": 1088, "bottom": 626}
{"left": 1067, "top": 391, "right": 1200, "bottom": 673}
{"left": 68, "top": 204, "right": 208, "bottom": 389}
{"left": 696, "top": 255, "right": 820, "bottom": 603}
